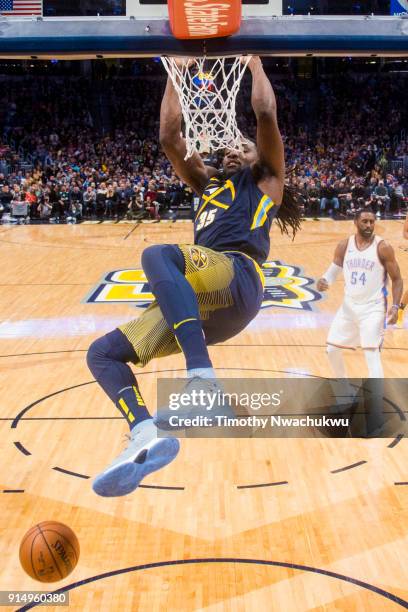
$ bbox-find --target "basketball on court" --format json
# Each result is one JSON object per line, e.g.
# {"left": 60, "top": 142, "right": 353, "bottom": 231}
{"left": 19, "top": 522, "right": 79, "bottom": 583}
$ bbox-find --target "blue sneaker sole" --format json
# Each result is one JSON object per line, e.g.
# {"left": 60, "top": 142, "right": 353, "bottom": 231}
{"left": 92, "top": 437, "right": 180, "bottom": 497}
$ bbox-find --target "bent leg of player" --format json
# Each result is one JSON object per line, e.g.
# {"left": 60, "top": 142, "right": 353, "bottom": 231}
{"left": 88, "top": 244, "right": 264, "bottom": 495}
{"left": 87, "top": 329, "right": 179, "bottom": 497}
{"left": 141, "top": 244, "right": 214, "bottom": 378}
{"left": 155, "top": 248, "right": 265, "bottom": 428}
{"left": 326, "top": 300, "right": 359, "bottom": 412}
{"left": 120, "top": 245, "right": 264, "bottom": 429}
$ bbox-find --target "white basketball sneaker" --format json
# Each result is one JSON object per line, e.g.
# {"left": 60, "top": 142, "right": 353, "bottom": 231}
{"left": 92, "top": 418, "right": 180, "bottom": 497}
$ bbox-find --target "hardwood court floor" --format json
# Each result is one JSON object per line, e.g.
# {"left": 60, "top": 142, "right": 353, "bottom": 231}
{"left": 0, "top": 220, "right": 407, "bottom": 611}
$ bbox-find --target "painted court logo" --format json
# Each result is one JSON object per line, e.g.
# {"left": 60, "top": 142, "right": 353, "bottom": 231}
{"left": 86, "top": 261, "right": 320, "bottom": 311}
{"left": 261, "top": 261, "right": 320, "bottom": 310}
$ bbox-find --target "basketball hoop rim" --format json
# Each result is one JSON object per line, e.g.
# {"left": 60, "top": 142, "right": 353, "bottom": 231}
{"left": 161, "top": 55, "right": 251, "bottom": 159}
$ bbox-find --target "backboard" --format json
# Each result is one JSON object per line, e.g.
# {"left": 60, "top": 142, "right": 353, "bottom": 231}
{"left": 0, "top": 0, "right": 408, "bottom": 59}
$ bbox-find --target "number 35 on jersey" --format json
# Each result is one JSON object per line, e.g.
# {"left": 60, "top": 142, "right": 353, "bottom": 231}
{"left": 196, "top": 209, "right": 217, "bottom": 231}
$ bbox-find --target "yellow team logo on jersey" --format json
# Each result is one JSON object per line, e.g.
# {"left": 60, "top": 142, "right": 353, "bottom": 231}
{"left": 190, "top": 246, "right": 209, "bottom": 270}
{"left": 85, "top": 261, "right": 320, "bottom": 311}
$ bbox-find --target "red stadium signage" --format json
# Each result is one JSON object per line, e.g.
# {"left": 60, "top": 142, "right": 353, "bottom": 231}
{"left": 168, "top": 0, "right": 242, "bottom": 40}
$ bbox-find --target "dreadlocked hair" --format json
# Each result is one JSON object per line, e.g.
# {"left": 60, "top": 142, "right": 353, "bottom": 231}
{"left": 275, "top": 182, "right": 303, "bottom": 239}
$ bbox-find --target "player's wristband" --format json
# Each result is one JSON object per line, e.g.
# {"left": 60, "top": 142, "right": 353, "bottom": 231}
{"left": 391, "top": 304, "right": 399, "bottom": 310}
{"left": 322, "top": 262, "right": 342, "bottom": 286}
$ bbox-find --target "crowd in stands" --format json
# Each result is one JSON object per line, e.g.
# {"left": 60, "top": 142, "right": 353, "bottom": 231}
{"left": 0, "top": 67, "right": 407, "bottom": 223}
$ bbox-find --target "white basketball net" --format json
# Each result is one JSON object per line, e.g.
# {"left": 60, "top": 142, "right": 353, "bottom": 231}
{"left": 161, "top": 56, "right": 251, "bottom": 159}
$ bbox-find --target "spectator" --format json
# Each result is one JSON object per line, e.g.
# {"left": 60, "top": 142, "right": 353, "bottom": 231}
{"left": 351, "top": 179, "right": 367, "bottom": 211}
{"left": 0, "top": 184, "right": 13, "bottom": 216}
{"left": 372, "top": 180, "right": 390, "bottom": 216}
{"left": 96, "top": 182, "right": 108, "bottom": 218}
{"left": 305, "top": 180, "right": 320, "bottom": 216}
{"left": 144, "top": 195, "right": 160, "bottom": 221}
{"left": 83, "top": 185, "right": 96, "bottom": 217}
{"left": 70, "top": 185, "right": 83, "bottom": 215}
{"left": 117, "top": 180, "right": 134, "bottom": 217}
{"left": 59, "top": 184, "right": 70, "bottom": 218}
{"left": 127, "top": 194, "right": 145, "bottom": 220}
{"left": 320, "top": 181, "right": 340, "bottom": 217}
{"left": 392, "top": 182, "right": 404, "bottom": 215}
{"left": 37, "top": 196, "right": 52, "bottom": 220}
{"left": 105, "top": 185, "right": 119, "bottom": 219}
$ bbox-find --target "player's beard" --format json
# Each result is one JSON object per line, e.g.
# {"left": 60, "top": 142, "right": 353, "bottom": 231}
{"left": 223, "top": 167, "right": 238, "bottom": 178}
{"left": 223, "top": 160, "right": 243, "bottom": 177}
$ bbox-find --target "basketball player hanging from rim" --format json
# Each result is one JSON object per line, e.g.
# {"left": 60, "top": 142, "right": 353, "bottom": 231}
{"left": 87, "top": 56, "right": 302, "bottom": 497}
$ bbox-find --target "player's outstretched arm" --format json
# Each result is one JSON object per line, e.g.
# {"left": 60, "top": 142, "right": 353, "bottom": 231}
{"left": 159, "top": 70, "right": 217, "bottom": 196}
{"left": 247, "top": 56, "right": 285, "bottom": 199}
{"left": 403, "top": 212, "right": 408, "bottom": 240}
{"left": 317, "top": 239, "right": 348, "bottom": 292}
{"left": 378, "top": 241, "right": 403, "bottom": 324}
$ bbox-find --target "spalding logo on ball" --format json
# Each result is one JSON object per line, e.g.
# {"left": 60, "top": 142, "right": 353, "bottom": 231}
{"left": 192, "top": 71, "right": 215, "bottom": 91}
{"left": 20, "top": 521, "right": 79, "bottom": 582}
{"left": 192, "top": 71, "right": 216, "bottom": 109}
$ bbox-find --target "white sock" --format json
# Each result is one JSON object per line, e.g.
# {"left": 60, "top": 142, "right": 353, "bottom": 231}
{"left": 363, "top": 349, "right": 384, "bottom": 378}
{"left": 187, "top": 367, "right": 216, "bottom": 379}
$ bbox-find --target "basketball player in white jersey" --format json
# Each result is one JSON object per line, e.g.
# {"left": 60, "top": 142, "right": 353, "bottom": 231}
{"left": 317, "top": 209, "right": 403, "bottom": 379}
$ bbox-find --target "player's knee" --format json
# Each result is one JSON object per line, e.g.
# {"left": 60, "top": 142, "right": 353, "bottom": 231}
{"left": 142, "top": 244, "right": 166, "bottom": 276}
{"left": 142, "top": 245, "right": 162, "bottom": 268}
{"left": 87, "top": 330, "right": 138, "bottom": 377}
{"left": 141, "top": 244, "right": 184, "bottom": 277}
{"left": 86, "top": 336, "right": 110, "bottom": 376}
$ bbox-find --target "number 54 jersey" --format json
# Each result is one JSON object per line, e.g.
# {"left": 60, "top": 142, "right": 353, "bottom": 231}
{"left": 327, "top": 235, "right": 387, "bottom": 350}
{"left": 194, "top": 167, "right": 279, "bottom": 265}
{"left": 343, "top": 235, "right": 387, "bottom": 304}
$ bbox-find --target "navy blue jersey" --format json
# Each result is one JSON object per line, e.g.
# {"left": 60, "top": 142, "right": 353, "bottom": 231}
{"left": 194, "top": 166, "right": 279, "bottom": 265}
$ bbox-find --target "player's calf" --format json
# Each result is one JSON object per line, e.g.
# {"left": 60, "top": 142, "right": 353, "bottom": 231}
{"left": 87, "top": 330, "right": 150, "bottom": 430}
{"left": 87, "top": 329, "right": 181, "bottom": 496}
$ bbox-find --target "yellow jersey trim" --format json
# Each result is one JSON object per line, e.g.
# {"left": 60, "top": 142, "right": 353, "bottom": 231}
{"left": 250, "top": 195, "right": 275, "bottom": 230}
{"left": 196, "top": 180, "right": 235, "bottom": 219}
